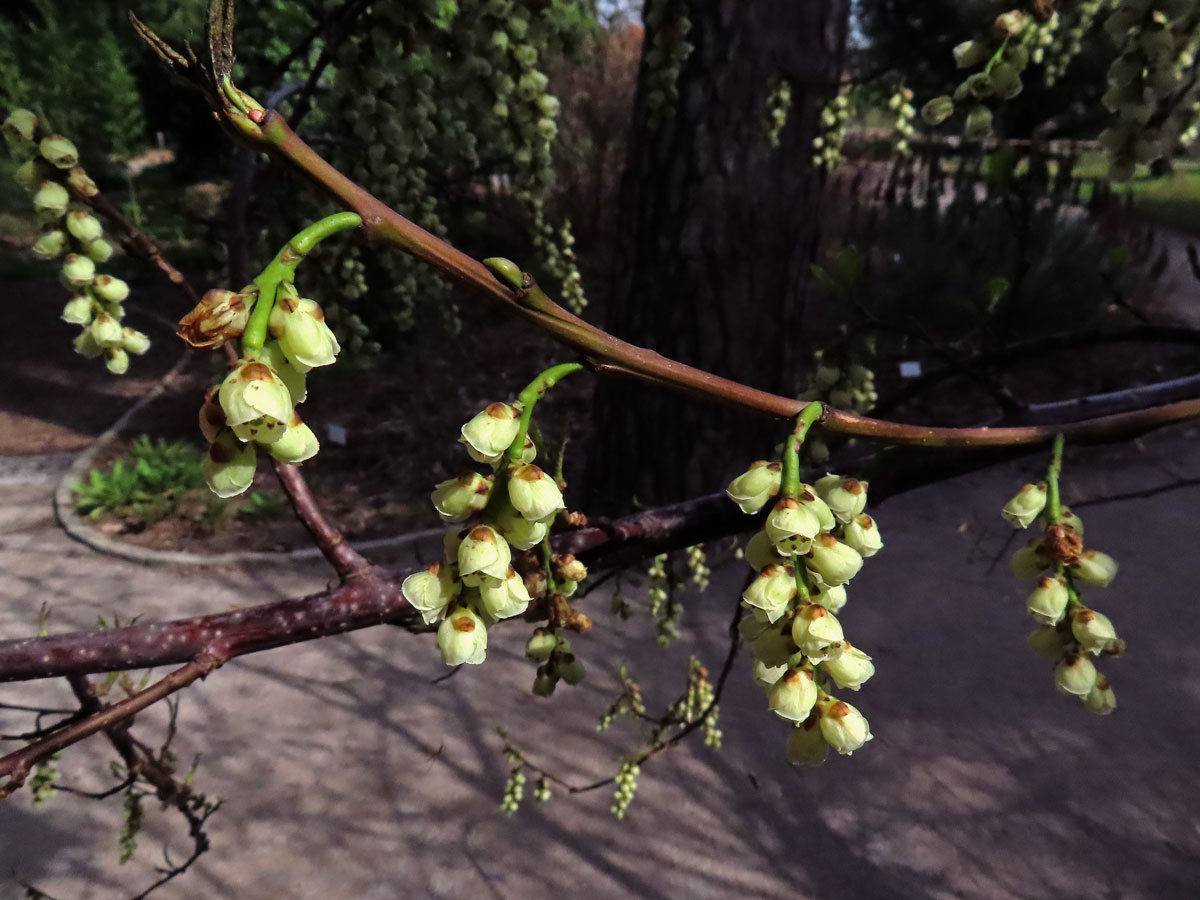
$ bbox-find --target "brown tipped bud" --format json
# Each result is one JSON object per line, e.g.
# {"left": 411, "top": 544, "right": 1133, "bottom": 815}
{"left": 178, "top": 289, "right": 253, "bottom": 349}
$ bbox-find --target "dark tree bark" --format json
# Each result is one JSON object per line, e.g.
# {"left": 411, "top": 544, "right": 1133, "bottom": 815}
{"left": 587, "top": 0, "right": 851, "bottom": 509}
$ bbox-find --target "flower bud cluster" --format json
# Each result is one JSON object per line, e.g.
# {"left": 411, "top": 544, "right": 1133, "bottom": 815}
{"left": 680, "top": 656, "right": 722, "bottom": 748}
{"left": 728, "top": 466, "right": 881, "bottom": 763}
{"left": 1099, "top": 0, "right": 1193, "bottom": 180}
{"left": 888, "top": 85, "right": 917, "bottom": 157}
{"left": 596, "top": 662, "right": 647, "bottom": 732}
{"left": 1043, "top": 4, "right": 1097, "bottom": 85}
{"left": 813, "top": 94, "right": 853, "bottom": 169}
{"left": 686, "top": 544, "right": 711, "bottom": 592}
{"left": 921, "top": 10, "right": 1058, "bottom": 140}
{"left": 642, "top": 0, "right": 694, "bottom": 128}
{"left": 526, "top": 196, "right": 587, "bottom": 313}
{"left": 405, "top": 400, "right": 584, "bottom": 672}
{"left": 644, "top": 552, "right": 682, "bottom": 646}
{"left": 610, "top": 759, "right": 641, "bottom": 819}
{"left": 1002, "top": 485, "right": 1123, "bottom": 715}
{"left": 764, "top": 78, "right": 793, "bottom": 149}
{"left": 320, "top": 3, "right": 586, "bottom": 333}
{"left": 197, "top": 284, "right": 341, "bottom": 498}
{"left": 802, "top": 350, "right": 877, "bottom": 462}
{"left": 3, "top": 109, "right": 148, "bottom": 373}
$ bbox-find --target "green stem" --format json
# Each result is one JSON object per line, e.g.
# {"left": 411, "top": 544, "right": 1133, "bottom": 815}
{"left": 508, "top": 363, "right": 586, "bottom": 467}
{"left": 1044, "top": 432, "right": 1065, "bottom": 523}
{"left": 241, "top": 212, "right": 363, "bottom": 355}
{"left": 780, "top": 402, "right": 825, "bottom": 501}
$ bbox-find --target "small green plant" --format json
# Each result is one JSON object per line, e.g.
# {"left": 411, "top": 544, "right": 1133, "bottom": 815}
{"left": 73, "top": 435, "right": 206, "bottom": 524}
{"left": 237, "top": 491, "right": 290, "bottom": 520}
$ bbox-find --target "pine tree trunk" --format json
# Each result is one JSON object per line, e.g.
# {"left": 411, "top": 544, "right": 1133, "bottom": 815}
{"left": 588, "top": 0, "right": 851, "bottom": 509}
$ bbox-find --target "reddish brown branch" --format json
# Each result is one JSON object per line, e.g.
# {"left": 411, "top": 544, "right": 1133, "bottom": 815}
{"left": 0, "top": 572, "right": 407, "bottom": 684}
{"left": 253, "top": 112, "right": 1200, "bottom": 449}
{"left": 271, "top": 460, "right": 371, "bottom": 577}
{"left": 0, "top": 657, "right": 219, "bottom": 794}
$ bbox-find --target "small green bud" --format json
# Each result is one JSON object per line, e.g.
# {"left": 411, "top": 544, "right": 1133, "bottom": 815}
{"left": 820, "top": 642, "right": 874, "bottom": 690}
{"left": 458, "top": 524, "right": 512, "bottom": 586}
{"left": 460, "top": 402, "right": 521, "bottom": 465}
{"left": 39, "top": 134, "right": 79, "bottom": 169}
{"left": 1053, "top": 653, "right": 1097, "bottom": 696}
{"left": 842, "top": 514, "right": 883, "bottom": 558}
{"left": 268, "top": 413, "right": 320, "bottom": 463}
{"left": 31, "top": 228, "right": 67, "bottom": 259}
{"left": 104, "top": 347, "right": 129, "bottom": 375}
{"left": 205, "top": 430, "right": 257, "bottom": 498}
{"left": 953, "top": 40, "right": 990, "bottom": 69}
{"left": 61, "top": 253, "right": 96, "bottom": 288}
{"left": 1001, "top": 482, "right": 1047, "bottom": 528}
{"left": 741, "top": 564, "right": 796, "bottom": 624}
{"left": 752, "top": 623, "right": 799, "bottom": 668}
{"left": 988, "top": 63, "right": 1023, "bottom": 100}
{"left": 268, "top": 294, "right": 340, "bottom": 369}
{"left": 73, "top": 331, "right": 103, "bottom": 359}
{"left": 508, "top": 463, "right": 563, "bottom": 521}
{"left": 768, "top": 667, "right": 818, "bottom": 723}
{"left": 786, "top": 717, "right": 829, "bottom": 767}
{"left": 817, "top": 698, "right": 872, "bottom": 755}
{"left": 33, "top": 181, "right": 70, "bottom": 220}
{"left": 1071, "top": 549, "right": 1118, "bottom": 587}
{"left": 65, "top": 210, "right": 103, "bottom": 243}
{"left": 814, "top": 474, "right": 868, "bottom": 524}
{"left": 218, "top": 360, "right": 295, "bottom": 436}
{"left": 84, "top": 238, "right": 113, "bottom": 263}
{"left": 993, "top": 10, "right": 1026, "bottom": 38}
{"left": 402, "top": 562, "right": 461, "bottom": 625}
{"left": 812, "top": 583, "right": 847, "bottom": 614}
{"left": 483, "top": 257, "right": 524, "bottom": 289}
{"left": 964, "top": 106, "right": 994, "bottom": 140}
{"left": 431, "top": 471, "right": 492, "bottom": 522}
{"left": 525, "top": 628, "right": 558, "bottom": 663}
{"left": 744, "top": 529, "right": 783, "bottom": 571}
{"left": 922, "top": 96, "right": 955, "bottom": 126}
{"left": 67, "top": 167, "right": 98, "bottom": 197}
{"left": 61, "top": 294, "right": 93, "bottom": 325}
{"left": 1010, "top": 540, "right": 1052, "bottom": 579}
{"left": 259, "top": 341, "right": 306, "bottom": 404}
{"left": 1070, "top": 607, "right": 1118, "bottom": 655}
{"left": 806, "top": 534, "right": 863, "bottom": 586}
{"left": 493, "top": 504, "right": 549, "bottom": 551}
{"left": 1026, "top": 575, "right": 1069, "bottom": 625}
{"left": 92, "top": 275, "right": 129, "bottom": 303}
{"left": 537, "top": 94, "right": 560, "bottom": 117}
{"left": 791, "top": 603, "right": 845, "bottom": 661}
{"left": 437, "top": 605, "right": 488, "bottom": 666}
{"left": 89, "top": 312, "right": 122, "bottom": 346}
{"left": 13, "top": 159, "right": 42, "bottom": 191}
{"left": 536, "top": 117, "right": 558, "bottom": 141}
{"left": 480, "top": 567, "right": 532, "bottom": 619}
{"left": 2, "top": 108, "right": 39, "bottom": 143}
{"left": 532, "top": 668, "right": 558, "bottom": 696}
{"left": 725, "top": 460, "right": 782, "bottom": 514}
{"left": 765, "top": 498, "right": 821, "bottom": 555}
{"left": 121, "top": 327, "right": 150, "bottom": 356}
{"left": 559, "top": 653, "right": 586, "bottom": 685}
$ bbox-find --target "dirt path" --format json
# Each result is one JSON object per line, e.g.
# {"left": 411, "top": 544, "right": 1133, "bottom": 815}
{"left": 1, "top": 423, "right": 1199, "bottom": 899}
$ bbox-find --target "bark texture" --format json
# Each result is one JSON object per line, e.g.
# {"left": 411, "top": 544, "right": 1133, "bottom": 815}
{"left": 589, "top": 0, "right": 851, "bottom": 508}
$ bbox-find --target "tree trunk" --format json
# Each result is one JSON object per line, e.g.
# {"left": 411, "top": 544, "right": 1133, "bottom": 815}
{"left": 588, "top": 0, "right": 851, "bottom": 509}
